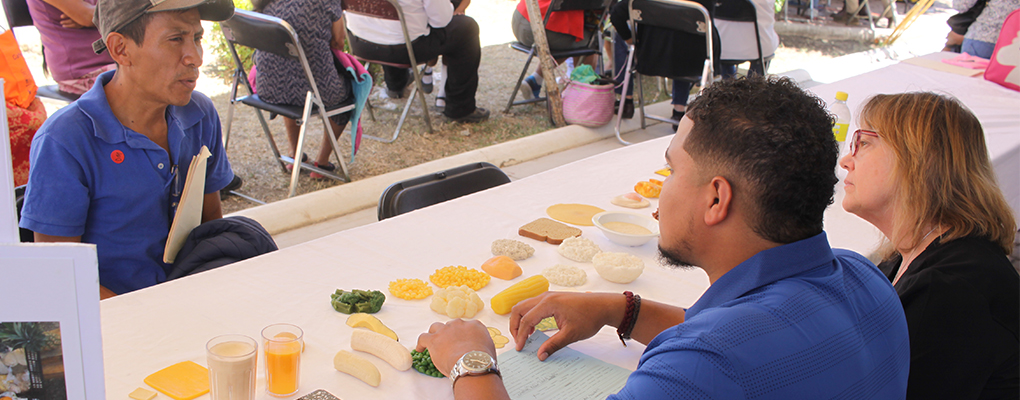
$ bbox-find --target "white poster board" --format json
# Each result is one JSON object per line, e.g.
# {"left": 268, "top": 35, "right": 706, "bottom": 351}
{"left": 0, "top": 78, "right": 18, "bottom": 244}
{"left": 0, "top": 243, "right": 105, "bottom": 400}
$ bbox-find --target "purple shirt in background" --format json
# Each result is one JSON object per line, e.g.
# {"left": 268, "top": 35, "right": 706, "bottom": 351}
{"left": 26, "top": 0, "right": 113, "bottom": 82}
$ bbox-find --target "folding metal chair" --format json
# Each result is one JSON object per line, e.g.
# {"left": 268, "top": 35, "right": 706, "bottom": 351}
{"left": 504, "top": 0, "right": 611, "bottom": 113}
{"left": 2, "top": 0, "right": 82, "bottom": 103}
{"left": 614, "top": 0, "right": 714, "bottom": 145}
{"left": 377, "top": 162, "right": 511, "bottom": 220}
{"left": 220, "top": 9, "right": 355, "bottom": 198}
{"left": 714, "top": 0, "right": 769, "bottom": 77}
{"left": 342, "top": 0, "right": 433, "bottom": 143}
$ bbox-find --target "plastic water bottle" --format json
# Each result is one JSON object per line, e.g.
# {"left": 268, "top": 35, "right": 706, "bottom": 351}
{"left": 829, "top": 91, "right": 851, "bottom": 180}
{"left": 830, "top": 91, "right": 850, "bottom": 143}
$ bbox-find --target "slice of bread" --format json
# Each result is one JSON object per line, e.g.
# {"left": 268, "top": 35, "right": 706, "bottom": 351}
{"left": 519, "top": 218, "right": 582, "bottom": 245}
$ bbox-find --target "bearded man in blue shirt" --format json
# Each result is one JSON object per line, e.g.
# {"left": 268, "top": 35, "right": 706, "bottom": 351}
{"left": 20, "top": 0, "right": 236, "bottom": 298}
{"left": 415, "top": 76, "right": 911, "bottom": 399}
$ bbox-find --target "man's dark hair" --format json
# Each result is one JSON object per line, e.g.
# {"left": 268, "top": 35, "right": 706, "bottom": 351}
{"left": 684, "top": 75, "right": 838, "bottom": 244}
{"left": 116, "top": 9, "right": 191, "bottom": 46}
{"left": 117, "top": 13, "right": 156, "bottom": 46}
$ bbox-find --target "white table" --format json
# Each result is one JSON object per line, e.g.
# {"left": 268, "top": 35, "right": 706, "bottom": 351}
{"left": 99, "top": 53, "right": 1019, "bottom": 399}
{"left": 100, "top": 137, "right": 708, "bottom": 400}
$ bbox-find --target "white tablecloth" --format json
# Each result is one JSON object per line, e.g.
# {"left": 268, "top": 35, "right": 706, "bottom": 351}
{"left": 100, "top": 137, "right": 707, "bottom": 400}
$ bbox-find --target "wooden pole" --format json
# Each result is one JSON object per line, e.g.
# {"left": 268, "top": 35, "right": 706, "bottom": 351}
{"left": 523, "top": 0, "right": 566, "bottom": 127}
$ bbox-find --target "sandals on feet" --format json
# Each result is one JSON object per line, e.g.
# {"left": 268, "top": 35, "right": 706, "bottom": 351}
{"left": 420, "top": 67, "right": 434, "bottom": 94}
{"left": 285, "top": 153, "right": 309, "bottom": 172}
{"left": 310, "top": 161, "right": 336, "bottom": 180}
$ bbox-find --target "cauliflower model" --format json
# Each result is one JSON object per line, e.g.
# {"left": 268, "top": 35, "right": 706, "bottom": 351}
{"left": 430, "top": 285, "right": 484, "bottom": 319}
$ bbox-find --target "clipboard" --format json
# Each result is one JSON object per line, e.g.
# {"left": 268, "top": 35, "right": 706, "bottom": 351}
{"left": 163, "top": 146, "right": 210, "bottom": 263}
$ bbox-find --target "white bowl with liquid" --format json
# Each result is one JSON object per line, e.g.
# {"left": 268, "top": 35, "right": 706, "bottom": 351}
{"left": 592, "top": 211, "right": 660, "bottom": 247}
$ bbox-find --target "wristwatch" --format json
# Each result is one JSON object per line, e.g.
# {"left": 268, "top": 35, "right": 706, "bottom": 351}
{"left": 449, "top": 350, "right": 501, "bottom": 388}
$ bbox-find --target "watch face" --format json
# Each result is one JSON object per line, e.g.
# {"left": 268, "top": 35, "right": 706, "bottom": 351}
{"left": 462, "top": 351, "right": 493, "bottom": 372}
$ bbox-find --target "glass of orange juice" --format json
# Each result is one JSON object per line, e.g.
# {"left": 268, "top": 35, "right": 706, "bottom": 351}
{"left": 261, "top": 323, "right": 303, "bottom": 397}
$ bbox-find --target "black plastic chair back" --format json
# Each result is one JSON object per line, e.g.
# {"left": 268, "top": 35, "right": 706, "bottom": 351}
{"left": 220, "top": 10, "right": 301, "bottom": 61}
{"left": 378, "top": 162, "right": 511, "bottom": 220}
{"left": 714, "top": 0, "right": 756, "bottom": 21}
{"left": 632, "top": 0, "right": 710, "bottom": 36}
{"left": 554, "top": 0, "right": 611, "bottom": 12}
{"left": 3, "top": 0, "right": 32, "bottom": 28}
{"left": 14, "top": 185, "right": 33, "bottom": 242}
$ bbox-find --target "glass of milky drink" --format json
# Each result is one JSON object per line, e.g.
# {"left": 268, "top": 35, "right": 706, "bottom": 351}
{"left": 262, "top": 323, "right": 303, "bottom": 397}
{"left": 206, "top": 334, "right": 258, "bottom": 400}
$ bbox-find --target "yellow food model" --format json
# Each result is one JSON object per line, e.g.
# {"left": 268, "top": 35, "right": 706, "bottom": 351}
{"left": 346, "top": 313, "right": 399, "bottom": 341}
{"left": 481, "top": 256, "right": 523, "bottom": 280}
{"left": 333, "top": 350, "right": 381, "bottom": 387}
{"left": 634, "top": 180, "right": 662, "bottom": 198}
{"left": 142, "top": 361, "right": 210, "bottom": 400}
{"left": 430, "top": 266, "right": 490, "bottom": 291}
{"left": 388, "top": 278, "right": 433, "bottom": 300}
{"left": 546, "top": 203, "right": 606, "bottom": 226}
{"left": 490, "top": 275, "right": 550, "bottom": 315}
{"left": 129, "top": 388, "right": 157, "bottom": 400}
{"left": 535, "top": 317, "right": 558, "bottom": 331}
{"left": 350, "top": 329, "right": 412, "bottom": 371}
{"left": 487, "top": 326, "right": 511, "bottom": 349}
{"left": 431, "top": 285, "right": 485, "bottom": 318}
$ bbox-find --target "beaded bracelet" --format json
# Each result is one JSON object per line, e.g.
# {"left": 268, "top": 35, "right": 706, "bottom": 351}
{"left": 617, "top": 291, "right": 642, "bottom": 345}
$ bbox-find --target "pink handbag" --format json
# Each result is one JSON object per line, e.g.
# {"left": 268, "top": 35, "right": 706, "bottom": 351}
{"left": 561, "top": 79, "right": 615, "bottom": 127}
{"left": 984, "top": 8, "right": 1019, "bottom": 91}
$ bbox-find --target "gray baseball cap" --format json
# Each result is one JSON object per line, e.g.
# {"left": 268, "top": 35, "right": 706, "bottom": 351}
{"left": 92, "top": 0, "right": 234, "bottom": 54}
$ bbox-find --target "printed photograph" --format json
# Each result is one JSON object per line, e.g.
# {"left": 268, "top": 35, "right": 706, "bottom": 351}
{"left": 0, "top": 322, "right": 65, "bottom": 400}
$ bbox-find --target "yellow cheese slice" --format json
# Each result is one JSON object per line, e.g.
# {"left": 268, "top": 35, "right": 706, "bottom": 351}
{"left": 143, "top": 361, "right": 209, "bottom": 400}
{"left": 546, "top": 204, "right": 605, "bottom": 226}
{"left": 129, "top": 387, "right": 157, "bottom": 400}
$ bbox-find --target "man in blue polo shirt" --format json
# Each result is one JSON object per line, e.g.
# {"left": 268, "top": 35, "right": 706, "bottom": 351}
{"left": 20, "top": 0, "right": 236, "bottom": 298}
{"left": 414, "top": 76, "right": 910, "bottom": 399}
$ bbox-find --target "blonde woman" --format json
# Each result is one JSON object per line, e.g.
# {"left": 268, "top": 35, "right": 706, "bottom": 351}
{"left": 840, "top": 92, "right": 1019, "bottom": 399}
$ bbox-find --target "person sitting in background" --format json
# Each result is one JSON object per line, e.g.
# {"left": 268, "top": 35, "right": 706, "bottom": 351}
{"left": 20, "top": 0, "right": 236, "bottom": 298}
{"left": 346, "top": 0, "right": 489, "bottom": 123}
{"left": 419, "top": 0, "right": 470, "bottom": 110}
{"left": 714, "top": 0, "right": 778, "bottom": 79}
{"left": 26, "top": 0, "right": 115, "bottom": 95}
{"left": 840, "top": 92, "right": 1019, "bottom": 399}
{"left": 609, "top": 0, "right": 719, "bottom": 123}
{"left": 415, "top": 76, "right": 910, "bottom": 399}
{"left": 253, "top": 0, "right": 351, "bottom": 179}
{"left": 953, "top": 0, "right": 1019, "bottom": 58}
{"left": 834, "top": 0, "right": 895, "bottom": 26}
{"left": 943, "top": 0, "right": 986, "bottom": 52}
{"left": 512, "top": 0, "right": 601, "bottom": 100}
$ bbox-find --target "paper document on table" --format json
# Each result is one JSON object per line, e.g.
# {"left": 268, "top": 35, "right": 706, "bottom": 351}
{"left": 901, "top": 56, "right": 985, "bottom": 77}
{"left": 164, "top": 146, "right": 210, "bottom": 263}
{"left": 501, "top": 331, "right": 632, "bottom": 400}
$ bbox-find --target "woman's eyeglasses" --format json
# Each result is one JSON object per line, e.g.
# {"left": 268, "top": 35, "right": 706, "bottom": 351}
{"left": 849, "top": 129, "right": 879, "bottom": 156}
